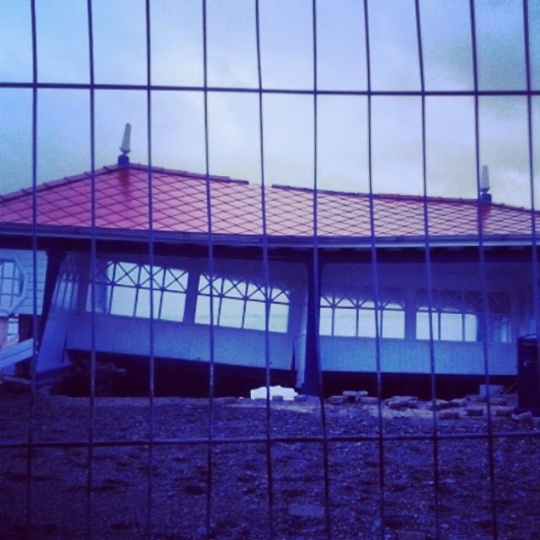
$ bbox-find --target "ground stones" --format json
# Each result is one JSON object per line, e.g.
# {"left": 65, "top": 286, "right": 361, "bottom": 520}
{"left": 439, "top": 410, "right": 460, "bottom": 420}
{"left": 465, "top": 406, "right": 484, "bottom": 417}
{"left": 315, "top": 390, "right": 531, "bottom": 425}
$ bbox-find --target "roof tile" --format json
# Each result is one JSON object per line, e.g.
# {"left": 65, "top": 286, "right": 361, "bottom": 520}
{"left": 1, "top": 163, "right": 538, "bottom": 240}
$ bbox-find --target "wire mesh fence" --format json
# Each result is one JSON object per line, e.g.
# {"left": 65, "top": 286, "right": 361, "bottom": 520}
{"left": 1, "top": 1, "right": 540, "bottom": 539}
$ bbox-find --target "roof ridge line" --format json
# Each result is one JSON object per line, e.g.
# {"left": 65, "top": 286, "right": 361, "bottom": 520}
{"left": 0, "top": 165, "right": 121, "bottom": 203}
{"left": 126, "top": 163, "right": 250, "bottom": 184}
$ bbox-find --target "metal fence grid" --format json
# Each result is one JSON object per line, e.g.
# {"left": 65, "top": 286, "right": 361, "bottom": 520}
{"left": 1, "top": 1, "right": 540, "bottom": 539}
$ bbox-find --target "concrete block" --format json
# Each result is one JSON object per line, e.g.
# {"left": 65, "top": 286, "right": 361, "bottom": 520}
{"left": 387, "top": 397, "right": 410, "bottom": 410}
{"left": 489, "top": 397, "right": 508, "bottom": 406}
{"left": 466, "top": 406, "right": 484, "bottom": 417}
{"left": 494, "top": 406, "right": 513, "bottom": 417}
{"left": 342, "top": 390, "right": 369, "bottom": 402}
{"left": 327, "top": 395, "right": 347, "bottom": 405}
{"left": 426, "top": 399, "right": 451, "bottom": 411}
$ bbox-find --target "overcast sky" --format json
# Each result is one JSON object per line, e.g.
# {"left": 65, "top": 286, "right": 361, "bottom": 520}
{"left": 1, "top": 0, "right": 539, "bottom": 207}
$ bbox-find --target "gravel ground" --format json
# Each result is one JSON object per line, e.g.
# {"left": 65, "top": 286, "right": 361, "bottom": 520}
{"left": 1, "top": 386, "right": 540, "bottom": 540}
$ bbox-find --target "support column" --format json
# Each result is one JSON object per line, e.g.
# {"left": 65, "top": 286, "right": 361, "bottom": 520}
{"left": 39, "top": 250, "right": 65, "bottom": 343}
{"left": 303, "top": 254, "right": 322, "bottom": 396}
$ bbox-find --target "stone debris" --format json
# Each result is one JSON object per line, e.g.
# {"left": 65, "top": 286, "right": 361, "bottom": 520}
{"left": 327, "top": 395, "right": 347, "bottom": 405}
{"left": 512, "top": 411, "right": 534, "bottom": 428}
{"left": 439, "top": 410, "right": 460, "bottom": 420}
{"left": 466, "top": 406, "right": 484, "bottom": 417}
{"left": 494, "top": 406, "right": 513, "bottom": 417}
{"left": 294, "top": 394, "right": 308, "bottom": 402}
{"left": 360, "top": 396, "right": 379, "bottom": 405}
{"left": 342, "top": 390, "right": 369, "bottom": 402}
{"left": 450, "top": 397, "right": 468, "bottom": 408}
{"left": 272, "top": 395, "right": 284, "bottom": 402}
{"left": 489, "top": 397, "right": 508, "bottom": 407}
{"left": 426, "top": 399, "right": 451, "bottom": 411}
{"left": 387, "top": 397, "right": 411, "bottom": 410}
{"left": 287, "top": 503, "right": 325, "bottom": 519}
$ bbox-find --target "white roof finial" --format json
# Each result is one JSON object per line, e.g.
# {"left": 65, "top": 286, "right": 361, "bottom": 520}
{"left": 480, "top": 164, "right": 492, "bottom": 203}
{"left": 118, "top": 123, "right": 132, "bottom": 166}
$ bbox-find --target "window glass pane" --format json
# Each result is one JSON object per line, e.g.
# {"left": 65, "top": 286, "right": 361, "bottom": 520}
{"left": 269, "top": 304, "right": 289, "bottom": 333}
{"left": 319, "top": 307, "right": 333, "bottom": 336}
{"left": 110, "top": 287, "right": 136, "bottom": 317}
{"left": 440, "top": 312, "right": 463, "bottom": 341}
{"left": 358, "top": 309, "right": 377, "bottom": 338}
{"left": 161, "top": 292, "right": 185, "bottom": 322}
{"left": 244, "top": 301, "right": 265, "bottom": 330}
{"left": 382, "top": 309, "right": 405, "bottom": 339}
{"left": 464, "top": 313, "right": 478, "bottom": 342}
{"left": 195, "top": 295, "right": 211, "bottom": 325}
{"left": 333, "top": 309, "right": 357, "bottom": 337}
{"left": 219, "top": 297, "right": 244, "bottom": 328}
{"left": 416, "top": 310, "right": 440, "bottom": 340}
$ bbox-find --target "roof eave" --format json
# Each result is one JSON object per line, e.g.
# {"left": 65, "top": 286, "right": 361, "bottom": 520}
{"left": 1, "top": 223, "right": 539, "bottom": 251}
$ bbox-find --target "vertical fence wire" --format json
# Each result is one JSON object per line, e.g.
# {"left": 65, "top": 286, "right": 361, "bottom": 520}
{"left": 144, "top": 1, "right": 157, "bottom": 536}
{"left": 362, "top": 1, "right": 387, "bottom": 536}
{"left": 254, "top": 1, "right": 276, "bottom": 535}
{"left": 85, "top": 1, "right": 97, "bottom": 537}
{"left": 310, "top": 2, "right": 334, "bottom": 538}
{"left": 201, "top": 2, "right": 217, "bottom": 536}
{"left": 468, "top": 2, "right": 500, "bottom": 535}
{"left": 26, "top": 1, "right": 39, "bottom": 536}
{"left": 522, "top": 1, "right": 540, "bottom": 354}
{"left": 414, "top": 2, "right": 442, "bottom": 537}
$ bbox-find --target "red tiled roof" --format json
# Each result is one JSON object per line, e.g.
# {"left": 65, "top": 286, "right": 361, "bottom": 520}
{"left": 0, "top": 164, "right": 537, "bottom": 240}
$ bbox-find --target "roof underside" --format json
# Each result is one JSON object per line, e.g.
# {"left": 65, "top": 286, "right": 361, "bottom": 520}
{"left": 0, "top": 164, "right": 538, "bottom": 245}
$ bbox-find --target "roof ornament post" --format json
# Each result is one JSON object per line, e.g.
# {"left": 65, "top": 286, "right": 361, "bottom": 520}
{"left": 480, "top": 164, "right": 492, "bottom": 203}
{"left": 118, "top": 123, "right": 132, "bottom": 167}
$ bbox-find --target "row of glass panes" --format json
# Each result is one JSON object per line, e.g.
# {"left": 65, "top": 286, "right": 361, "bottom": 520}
{"left": 87, "top": 262, "right": 290, "bottom": 333}
{"left": 0, "top": 261, "right": 23, "bottom": 307}
{"left": 73, "top": 261, "right": 515, "bottom": 342}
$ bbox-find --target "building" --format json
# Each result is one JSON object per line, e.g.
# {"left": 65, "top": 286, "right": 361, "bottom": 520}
{"left": 1, "top": 158, "right": 538, "bottom": 397}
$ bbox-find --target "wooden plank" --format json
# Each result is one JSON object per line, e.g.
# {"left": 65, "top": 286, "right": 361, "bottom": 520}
{"left": 0, "top": 338, "right": 35, "bottom": 370}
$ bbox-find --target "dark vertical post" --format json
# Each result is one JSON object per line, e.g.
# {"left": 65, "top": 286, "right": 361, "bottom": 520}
{"left": 303, "top": 253, "right": 321, "bottom": 396}
{"left": 39, "top": 249, "right": 64, "bottom": 343}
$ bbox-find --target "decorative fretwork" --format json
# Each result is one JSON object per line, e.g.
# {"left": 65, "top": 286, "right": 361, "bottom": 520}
{"left": 195, "top": 274, "right": 290, "bottom": 333}
{"left": 320, "top": 289, "right": 405, "bottom": 338}
{"left": 0, "top": 260, "right": 24, "bottom": 317}
{"left": 416, "top": 289, "right": 512, "bottom": 343}
{"left": 90, "top": 261, "right": 188, "bottom": 322}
